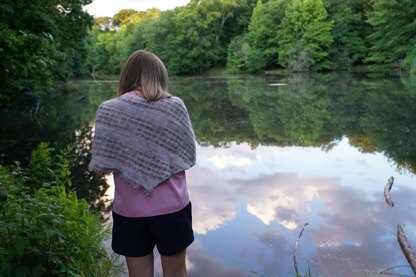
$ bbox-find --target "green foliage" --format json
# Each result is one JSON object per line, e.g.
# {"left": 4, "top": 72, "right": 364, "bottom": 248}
{"left": 85, "top": 27, "right": 124, "bottom": 76}
{"left": 403, "top": 47, "right": 416, "bottom": 75}
{"left": 82, "top": 0, "right": 415, "bottom": 74}
{"left": 2, "top": 0, "right": 414, "bottom": 87}
{"left": 0, "top": 80, "right": 116, "bottom": 167}
{"left": 366, "top": 0, "right": 416, "bottom": 64}
{"left": 227, "top": 0, "right": 290, "bottom": 72}
{"left": 0, "top": 81, "right": 115, "bottom": 212}
{"left": 27, "top": 143, "right": 53, "bottom": 189}
{"left": 244, "top": 0, "right": 269, "bottom": 71}
{"left": 113, "top": 9, "right": 137, "bottom": 27}
{"left": 86, "top": 9, "right": 160, "bottom": 76}
{"left": 229, "top": 74, "right": 331, "bottom": 145}
{"left": 231, "top": 0, "right": 259, "bottom": 33}
{"left": 359, "top": 78, "right": 416, "bottom": 172}
{"left": 327, "top": 4, "right": 367, "bottom": 69}
{"left": 118, "top": 8, "right": 160, "bottom": 27}
{"left": 286, "top": 43, "right": 315, "bottom": 72}
{"left": 158, "top": 0, "right": 240, "bottom": 73}
{"left": 171, "top": 77, "right": 258, "bottom": 146}
{"left": 241, "top": 41, "right": 267, "bottom": 73}
{"left": 0, "top": 0, "right": 93, "bottom": 106}
{"left": 226, "top": 36, "right": 248, "bottom": 72}
{"left": 248, "top": 0, "right": 290, "bottom": 71}
{"left": 173, "top": 73, "right": 416, "bottom": 173}
{"left": 94, "top": 17, "right": 113, "bottom": 31}
{"left": 87, "top": 0, "right": 244, "bottom": 75}
{"left": 0, "top": 143, "right": 119, "bottom": 276}
{"left": 278, "top": 0, "right": 333, "bottom": 71}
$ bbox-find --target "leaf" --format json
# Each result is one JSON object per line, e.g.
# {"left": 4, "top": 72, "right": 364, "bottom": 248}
{"left": 14, "top": 238, "right": 29, "bottom": 252}
{"left": 32, "top": 265, "right": 46, "bottom": 277}
{"left": 15, "top": 265, "right": 30, "bottom": 277}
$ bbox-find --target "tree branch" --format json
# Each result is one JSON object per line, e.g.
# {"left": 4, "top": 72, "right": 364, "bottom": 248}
{"left": 397, "top": 224, "right": 416, "bottom": 275}
{"left": 384, "top": 176, "right": 394, "bottom": 207}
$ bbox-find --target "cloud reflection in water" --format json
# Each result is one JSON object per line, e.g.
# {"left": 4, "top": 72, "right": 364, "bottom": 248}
{"left": 187, "top": 140, "right": 416, "bottom": 276}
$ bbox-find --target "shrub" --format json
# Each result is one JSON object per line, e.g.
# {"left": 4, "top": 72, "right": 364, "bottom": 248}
{"left": 226, "top": 36, "right": 247, "bottom": 73}
{"left": 0, "top": 144, "right": 119, "bottom": 276}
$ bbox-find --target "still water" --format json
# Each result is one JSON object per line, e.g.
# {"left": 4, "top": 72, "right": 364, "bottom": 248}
{"left": 1, "top": 73, "right": 416, "bottom": 276}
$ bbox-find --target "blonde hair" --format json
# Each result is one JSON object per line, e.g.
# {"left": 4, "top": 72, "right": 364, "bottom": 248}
{"left": 118, "top": 50, "right": 171, "bottom": 101}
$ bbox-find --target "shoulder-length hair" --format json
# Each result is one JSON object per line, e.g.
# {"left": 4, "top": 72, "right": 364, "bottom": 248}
{"left": 118, "top": 50, "right": 171, "bottom": 101}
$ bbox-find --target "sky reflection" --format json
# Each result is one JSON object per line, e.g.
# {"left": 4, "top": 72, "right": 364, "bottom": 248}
{"left": 186, "top": 138, "right": 416, "bottom": 276}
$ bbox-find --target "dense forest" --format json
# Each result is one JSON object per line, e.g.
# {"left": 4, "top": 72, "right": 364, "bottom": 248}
{"left": 0, "top": 0, "right": 93, "bottom": 107}
{"left": 1, "top": 0, "right": 415, "bottom": 107}
{"left": 86, "top": 0, "right": 416, "bottom": 76}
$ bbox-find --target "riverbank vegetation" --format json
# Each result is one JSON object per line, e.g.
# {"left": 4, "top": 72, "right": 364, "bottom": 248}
{"left": 0, "top": 0, "right": 93, "bottom": 108}
{"left": 0, "top": 143, "right": 119, "bottom": 276}
{"left": 86, "top": 0, "right": 416, "bottom": 76}
{"left": 1, "top": 0, "right": 415, "bottom": 107}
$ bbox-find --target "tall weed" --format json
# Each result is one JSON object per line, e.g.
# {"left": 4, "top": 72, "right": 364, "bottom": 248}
{"left": 0, "top": 143, "right": 119, "bottom": 276}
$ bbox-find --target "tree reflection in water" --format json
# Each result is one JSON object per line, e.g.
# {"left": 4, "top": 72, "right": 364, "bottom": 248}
{"left": 173, "top": 73, "right": 416, "bottom": 174}
{"left": 1, "top": 74, "right": 416, "bottom": 275}
{"left": 71, "top": 125, "right": 112, "bottom": 215}
{"left": 0, "top": 81, "right": 116, "bottom": 213}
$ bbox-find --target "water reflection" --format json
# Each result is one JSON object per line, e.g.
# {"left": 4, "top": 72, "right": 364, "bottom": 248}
{"left": 0, "top": 81, "right": 116, "bottom": 165}
{"left": 0, "top": 81, "right": 116, "bottom": 211}
{"left": 188, "top": 241, "right": 250, "bottom": 277}
{"left": 171, "top": 74, "right": 416, "bottom": 276}
{"left": 174, "top": 73, "right": 416, "bottom": 174}
{"left": 187, "top": 139, "right": 416, "bottom": 276}
{"left": 1, "top": 74, "right": 416, "bottom": 276}
{"left": 71, "top": 125, "right": 112, "bottom": 213}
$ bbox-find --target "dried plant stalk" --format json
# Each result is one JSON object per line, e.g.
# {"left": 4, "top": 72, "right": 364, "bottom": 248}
{"left": 384, "top": 176, "right": 394, "bottom": 207}
{"left": 397, "top": 224, "right": 416, "bottom": 275}
{"left": 293, "top": 223, "right": 309, "bottom": 275}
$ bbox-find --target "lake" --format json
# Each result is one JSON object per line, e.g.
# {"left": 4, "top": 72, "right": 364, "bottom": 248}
{"left": 1, "top": 73, "right": 415, "bottom": 276}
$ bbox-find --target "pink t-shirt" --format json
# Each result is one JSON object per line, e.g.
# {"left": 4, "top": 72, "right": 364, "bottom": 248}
{"left": 113, "top": 171, "right": 190, "bottom": 218}
{"left": 111, "top": 90, "right": 190, "bottom": 218}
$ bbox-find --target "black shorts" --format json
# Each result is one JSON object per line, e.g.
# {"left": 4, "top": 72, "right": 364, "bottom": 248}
{"left": 112, "top": 202, "right": 194, "bottom": 257}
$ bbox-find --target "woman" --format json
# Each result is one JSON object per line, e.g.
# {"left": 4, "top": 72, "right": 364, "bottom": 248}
{"left": 89, "top": 50, "right": 196, "bottom": 277}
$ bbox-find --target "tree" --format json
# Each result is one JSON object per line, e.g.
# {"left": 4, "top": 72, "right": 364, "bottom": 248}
{"left": 226, "top": 36, "right": 247, "bottom": 72}
{"left": 232, "top": 0, "right": 259, "bottom": 33}
{"left": 117, "top": 8, "right": 160, "bottom": 28}
{"left": 85, "top": 26, "right": 114, "bottom": 79}
{"left": 88, "top": 0, "right": 250, "bottom": 74}
{"left": 94, "top": 16, "right": 114, "bottom": 31}
{"left": 227, "top": 0, "right": 290, "bottom": 72}
{"left": 277, "top": 0, "right": 333, "bottom": 71}
{"left": 326, "top": 3, "right": 367, "bottom": 69}
{"left": 366, "top": 0, "right": 416, "bottom": 65}
{"left": 247, "top": 0, "right": 290, "bottom": 71}
{"left": 142, "top": 1, "right": 240, "bottom": 73}
{"left": 113, "top": 9, "right": 137, "bottom": 27}
{"left": 244, "top": 0, "right": 268, "bottom": 71}
{"left": 0, "top": 0, "right": 93, "bottom": 106}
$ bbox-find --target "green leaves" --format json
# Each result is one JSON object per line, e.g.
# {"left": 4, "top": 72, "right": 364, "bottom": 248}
{"left": 227, "top": 0, "right": 290, "bottom": 72}
{"left": 278, "top": 0, "right": 333, "bottom": 71}
{"left": 0, "top": 144, "right": 117, "bottom": 276}
{"left": 0, "top": 0, "right": 93, "bottom": 107}
{"left": 366, "top": 0, "right": 416, "bottom": 64}
{"left": 81, "top": 0, "right": 415, "bottom": 75}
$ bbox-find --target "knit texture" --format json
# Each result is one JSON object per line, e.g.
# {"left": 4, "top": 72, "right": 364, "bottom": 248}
{"left": 89, "top": 93, "right": 196, "bottom": 194}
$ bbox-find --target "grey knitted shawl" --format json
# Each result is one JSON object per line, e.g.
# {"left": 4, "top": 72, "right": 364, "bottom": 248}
{"left": 89, "top": 93, "right": 196, "bottom": 194}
